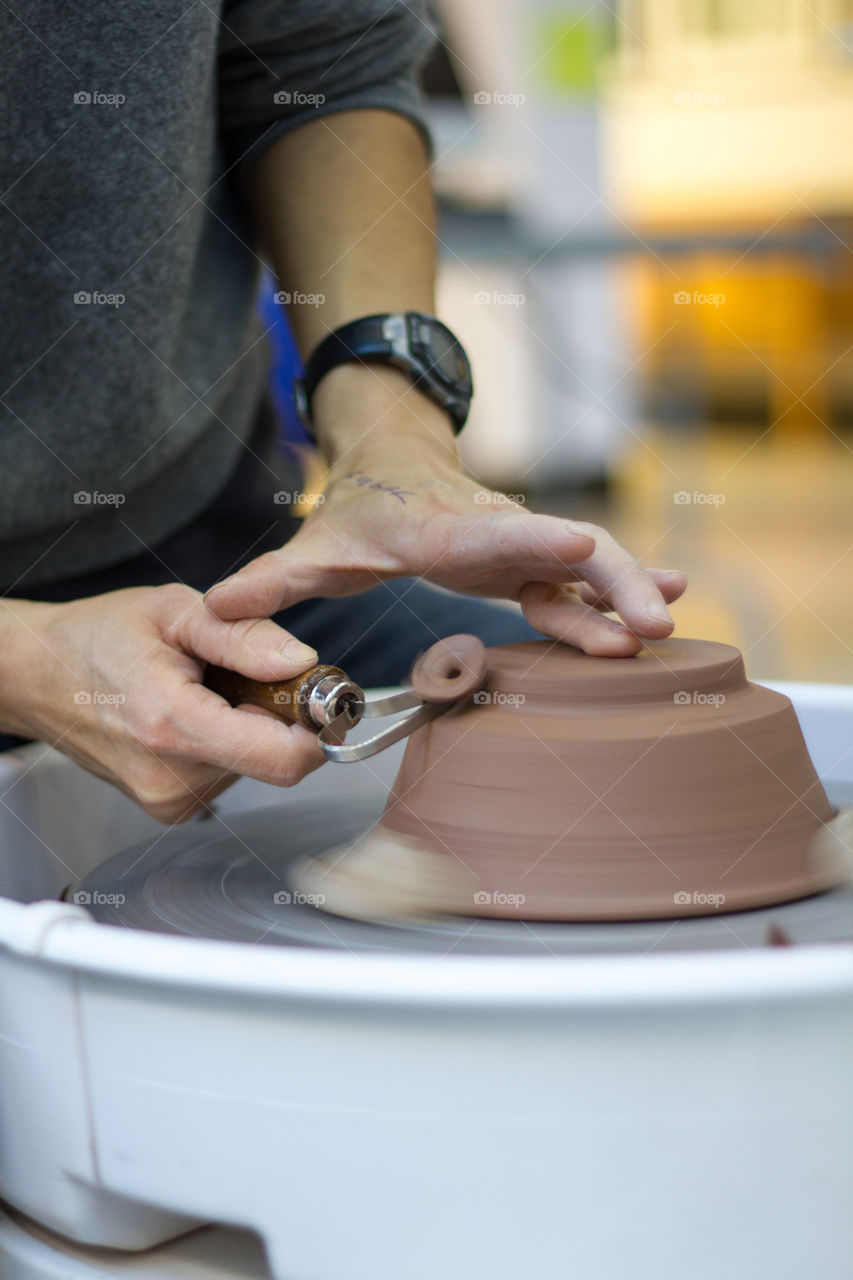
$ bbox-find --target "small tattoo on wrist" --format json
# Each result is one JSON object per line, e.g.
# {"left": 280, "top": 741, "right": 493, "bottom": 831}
{"left": 345, "top": 470, "right": 415, "bottom": 505}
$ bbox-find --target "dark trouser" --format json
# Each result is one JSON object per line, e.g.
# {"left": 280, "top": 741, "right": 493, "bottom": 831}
{"left": 0, "top": 407, "right": 539, "bottom": 750}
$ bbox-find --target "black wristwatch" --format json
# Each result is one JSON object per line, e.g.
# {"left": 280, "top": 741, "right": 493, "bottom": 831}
{"left": 295, "top": 312, "right": 473, "bottom": 434}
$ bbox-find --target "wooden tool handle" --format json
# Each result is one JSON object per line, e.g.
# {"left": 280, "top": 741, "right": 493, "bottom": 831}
{"left": 204, "top": 663, "right": 349, "bottom": 730}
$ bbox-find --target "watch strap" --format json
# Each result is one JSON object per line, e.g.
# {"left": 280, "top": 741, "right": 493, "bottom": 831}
{"left": 296, "top": 312, "right": 471, "bottom": 437}
{"left": 303, "top": 315, "right": 393, "bottom": 406}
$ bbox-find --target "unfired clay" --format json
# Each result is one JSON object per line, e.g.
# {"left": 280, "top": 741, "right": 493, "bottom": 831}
{"left": 295, "top": 638, "right": 840, "bottom": 922}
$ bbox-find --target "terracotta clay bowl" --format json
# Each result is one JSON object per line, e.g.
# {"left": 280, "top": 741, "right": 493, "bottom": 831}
{"left": 297, "top": 638, "right": 839, "bottom": 922}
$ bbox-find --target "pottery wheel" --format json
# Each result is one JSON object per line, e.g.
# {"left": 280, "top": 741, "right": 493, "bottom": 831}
{"left": 76, "top": 796, "right": 853, "bottom": 954}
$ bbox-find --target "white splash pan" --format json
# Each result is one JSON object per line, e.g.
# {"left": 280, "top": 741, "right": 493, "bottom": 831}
{"left": 1, "top": 681, "right": 853, "bottom": 1280}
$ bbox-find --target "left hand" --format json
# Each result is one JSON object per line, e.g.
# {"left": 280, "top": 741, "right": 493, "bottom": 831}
{"left": 204, "top": 401, "right": 686, "bottom": 657}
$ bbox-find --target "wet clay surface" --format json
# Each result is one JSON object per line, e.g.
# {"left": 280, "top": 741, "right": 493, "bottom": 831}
{"left": 410, "top": 634, "right": 487, "bottom": 705}
{"left": 366, "top": 637, "right": 838, "bottom": 921}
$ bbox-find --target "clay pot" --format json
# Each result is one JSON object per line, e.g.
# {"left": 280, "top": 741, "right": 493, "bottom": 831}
{"left": 361, "top": 638, "right": 837, "bottom": 921}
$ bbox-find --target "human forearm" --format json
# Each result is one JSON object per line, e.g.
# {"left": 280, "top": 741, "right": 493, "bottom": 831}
{"left": 245, "top": 109, "right": 457, "bottom": 466}
{"left": 214, "top": 104, "right": 688, "bottom": 653}
{"left": 247, "top": 109, "right": 435, "bottom": 351}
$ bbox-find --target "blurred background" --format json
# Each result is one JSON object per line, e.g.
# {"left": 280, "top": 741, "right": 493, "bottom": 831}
{"left": 417, "top": 0, "right": 853, "bottom": 683}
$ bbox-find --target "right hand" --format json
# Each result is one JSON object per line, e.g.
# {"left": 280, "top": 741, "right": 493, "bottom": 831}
{"left": 0, "top": 584, "right": 326, "bottom": 823}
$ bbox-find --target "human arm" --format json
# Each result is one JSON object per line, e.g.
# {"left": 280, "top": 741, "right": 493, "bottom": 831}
{"left": 208, "top": 107, "right": 685, "bottom": 649}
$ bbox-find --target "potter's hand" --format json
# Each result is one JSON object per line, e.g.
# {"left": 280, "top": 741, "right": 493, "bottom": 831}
{"left": 204, "top": 373, "right": 686, "bottom": 656}
{"left": 0, "top": 586, "right": 324, "bottom": 823}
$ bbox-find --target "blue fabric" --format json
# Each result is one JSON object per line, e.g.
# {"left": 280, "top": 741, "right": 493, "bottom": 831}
{"left": 257, "top": 270, "right": 312, "bottom": 445}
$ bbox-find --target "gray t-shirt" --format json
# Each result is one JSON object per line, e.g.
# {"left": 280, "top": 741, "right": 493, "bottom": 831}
{"left": 0, "top": 0, "right": 434, "bottom": 589}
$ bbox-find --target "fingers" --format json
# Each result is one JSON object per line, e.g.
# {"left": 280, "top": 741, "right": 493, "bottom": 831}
{"left": 136, "top": 768, "right": 239, "bottom": 826}
{"left": 520, "top": 583, "right": 645, "bottom": 657}
{"left": 423, "top": 512, "right": 596, "bottom": 589}
{"left": 145, "top": 587, "right": 327, "bottom": 793}
{"left": 197, "top": 500, "right": 685, "bottom": 665}
{"left": 202, "top": 547, "right": 346, "bottom": 621}
{"left": 203, "top": 514, "right": 598, "bottom": 622}
{"left": 649, "top": 568, "right": 688, "bottom": 599}
{"left": 158, "top": 585, "right": 318, "bottom": 679}
{"left": 560, "top": 527, "right": 681, "bottom": 639}
{"left": 168, "top": 682, "right": 326, "bottom": 787}
{"left": 573, "top": 568, "right": 687, "bottom": 613}
{"left": 521, "top": 568, "right": 688, "bottom": 656}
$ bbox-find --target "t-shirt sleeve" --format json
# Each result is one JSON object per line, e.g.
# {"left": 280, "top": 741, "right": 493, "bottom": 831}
{"left": 217, "top": 0, "right": 437, "bottom": 179}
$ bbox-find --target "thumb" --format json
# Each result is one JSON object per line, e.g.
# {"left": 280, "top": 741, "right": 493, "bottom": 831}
{"left": 162, "top": 593, "right": 318, "bottom": 679}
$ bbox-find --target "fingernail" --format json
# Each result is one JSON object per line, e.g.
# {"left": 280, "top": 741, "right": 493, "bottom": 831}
{"left": 205, "top": 577, "right": 235, "bottom": 598}
{"left": 646, "top": 602, "right": 673, "bottom": 625}
{"left": 282, "top": 639, "right": 317, "bottom": 665}
{"left": 565, "top": 521, "right": 594, "bottom": 540}
{"left": 607, "top": 618, "right": 633, "bottom": 634}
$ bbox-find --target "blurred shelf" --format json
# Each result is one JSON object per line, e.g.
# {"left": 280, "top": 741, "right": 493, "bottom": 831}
{"left": 436, "top": 204, "right": 850, "bottom": 261}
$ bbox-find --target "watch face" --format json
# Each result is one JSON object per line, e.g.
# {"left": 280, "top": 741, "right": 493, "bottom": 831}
{"left": 413, "top": 317, "right": 471, "bottom": 390}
